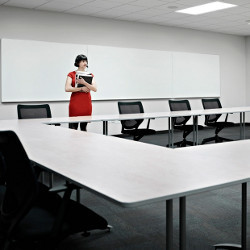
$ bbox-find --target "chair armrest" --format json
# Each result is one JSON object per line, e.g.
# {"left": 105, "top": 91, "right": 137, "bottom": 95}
{"left": 48, "top": 123, "right": 61, "bottom": 126}
{"left": 146, "top": 118, "right": 155, "bottom": 129}
{"left": 49, "top": 184, "right": 68, "bottom": 193}
{"left": 50, "top": 183, "right": 76, "bottom": 238}
{"left": 225, "top": 113, "right": 228, "bottom": 122}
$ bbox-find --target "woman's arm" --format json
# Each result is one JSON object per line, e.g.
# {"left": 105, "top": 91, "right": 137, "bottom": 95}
{"left": 65, "top": 76, "right": 87, "bottom": 93}
{"left": 76, "top": 77, "right": 97, "bottom": 92}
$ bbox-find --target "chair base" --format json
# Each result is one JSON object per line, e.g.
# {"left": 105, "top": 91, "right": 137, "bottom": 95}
{"left": 82, "top": 224, "right": 112, "bottom": 237}
{"left": 167, "top": 139, "right": 194, "bottom": 148}
{"left": 202, "top": 135, "right": 233, "bottom": 145}
{"left": 213, "top": 243, "right": 242, "bottom": 249}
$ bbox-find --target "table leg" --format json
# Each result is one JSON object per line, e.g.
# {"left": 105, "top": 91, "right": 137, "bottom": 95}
{"left": 193, "top": 116, "right": 195, "bottom": 146}
{"left": 240, "top": 113, "right": 245, "bottom": 140}
{"left": 168, "top": 117, "right": 174, "bottom": 148}
{"left": 166, "top": 199, "right": 173, "bottom": 250}
{"left": 214, "top": 182, "right": 247, "bottom": 250}
{"left": 171, "top": 117, "right": 174, "bottom": 148}
{"left": 180, "top": 197, "right": 186, "bottom": 250}
{"left": 192, "top": 116, "right": 198, "bottom": 146}
{"left": 240, "top": 113, "right": 242, "bottom": 140}
{"left": 168, "top": 117, "right": 171, "bottom": 147}
{"left": 241, "top": 182, "right": 247, "bottom": 250}
{"left": 242, "top": 112, "right": 245, "bottom": 140}
{"left": 103, "top": 121, "right": 108, "bottom": 135}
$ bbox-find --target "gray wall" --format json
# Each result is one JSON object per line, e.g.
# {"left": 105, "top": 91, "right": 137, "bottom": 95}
{"left": 0, "top": 6, "right": 247, "bottom": 133}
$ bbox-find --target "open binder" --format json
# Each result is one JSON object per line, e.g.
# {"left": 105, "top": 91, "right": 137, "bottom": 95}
{"left": 75, "top": 71, "right": 93, "bottom": 87}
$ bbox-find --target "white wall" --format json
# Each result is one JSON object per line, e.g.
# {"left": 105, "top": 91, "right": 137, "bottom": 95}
{"left": 0, "top": 6, "right": 247, "bottom": 134}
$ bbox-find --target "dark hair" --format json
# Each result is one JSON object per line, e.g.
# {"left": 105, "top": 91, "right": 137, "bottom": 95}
{"left": 74, "top": 54, "right": 88, "bottom": 67}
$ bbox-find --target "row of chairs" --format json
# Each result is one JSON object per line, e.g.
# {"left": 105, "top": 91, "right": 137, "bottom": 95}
{"left": 118, "top": 98, "right": 235, "bottom": 147}
{"left": 16, "top": 99, "right": 234, "bottom": 148}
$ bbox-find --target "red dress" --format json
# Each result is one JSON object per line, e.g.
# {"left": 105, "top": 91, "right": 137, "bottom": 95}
{"left": 68, "top": 71, "right": 92, "bottom": 117}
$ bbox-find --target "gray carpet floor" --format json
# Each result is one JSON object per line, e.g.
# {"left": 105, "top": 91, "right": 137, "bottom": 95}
{"left": 54, "top": 124, "right": 250, "bottom": 250}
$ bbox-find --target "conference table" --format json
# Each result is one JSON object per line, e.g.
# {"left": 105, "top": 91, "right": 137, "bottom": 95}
{"left": 0, "top": 117, "right": 250, "bottom": 249}
{"left": 44, "top": 106, "right": 250, "bottom": 146}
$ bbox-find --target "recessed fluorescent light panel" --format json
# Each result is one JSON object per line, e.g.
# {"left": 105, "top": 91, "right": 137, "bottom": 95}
{"left": 176, "top": 1, "right": 237, "bottom": 15}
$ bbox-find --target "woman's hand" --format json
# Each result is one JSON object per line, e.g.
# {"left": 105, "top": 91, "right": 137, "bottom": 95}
{"left": 76, "top": 78, "right": 87, "bottom": 85}
{"left": 80, "top": 87, "right": 90, "bottom": 93}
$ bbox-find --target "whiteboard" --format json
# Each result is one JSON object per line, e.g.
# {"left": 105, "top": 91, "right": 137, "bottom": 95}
{"left": 1, "top": 39, "right": 220, "bottom": 102}
{"left": 172, "top": 52, "right": 220, "bottom": 98}
{"left": 1, "top": 39, "right": 87, "bottom": 102}
{"left": 88, "top": 45, "right": 172, "bottom": 100}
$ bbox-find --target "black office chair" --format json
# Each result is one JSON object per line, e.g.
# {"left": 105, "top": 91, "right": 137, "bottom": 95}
{"left": 17, "top": 104, "right": 78, "bottom": 201}
{"left": 118, "top": 101, "right": 156, "bottom": 141}
{"left": 17, "top": 104, "right": 61, "bottom": 189}
{"left": 0, "top": 131, "right": 110, "bottom": 250}
{"left": 17, "top": 104, "right": 52, "bottom": 119}
{"left": 201, "top": 98, "right": 235, "bottom": 144}
{"left": 168, "top": 99, "right": 203, "bottom": 147}
{"left": 0, "top": 152, "right": 6, "bottom": 208}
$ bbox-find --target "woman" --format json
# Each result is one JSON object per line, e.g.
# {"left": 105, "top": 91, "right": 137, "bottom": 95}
{"left": 65, "top": 54, "right": 97, "bottom": 131}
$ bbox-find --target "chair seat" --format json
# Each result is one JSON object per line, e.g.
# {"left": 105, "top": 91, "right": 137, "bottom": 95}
{"left": 0, "top": 185, "right": 6, "bottom": 205}
{"left": 123, "top": 128, "right": 156, "bottom": 136}
{"left": 15, "top": 207, "right": 65, "bottom": 240}
{"left": 206, "top": 121, "right": 235, "bottom": 128}
{"left": 65, "top": 199, "right": 108, "bottom": 233}
{"left": 13, "top": 182, "right": 108, "bottom": 242}
{"left": 174, "top": 124, "right": 203, "bottom": 131}
{"left": 16, "top": 200, "right": 108, "bottom": 240}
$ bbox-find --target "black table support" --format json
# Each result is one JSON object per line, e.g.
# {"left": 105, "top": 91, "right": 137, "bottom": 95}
{"left": 214, "top": 182, "right": 247, "bottom": 250}
{"left": 240, "top": 112, "right": 245, "bottom": 140}
{"left": 103, "top": 121, "right": 108, "bottom": 135}
{"left": 180, "top": 196, "right": 186, "bottom": 250}
{"left": 166, "top": 199, "right": 173, "bottom": 250}
{"left": 241, "top": 182, "right": 247, "bottom": 250}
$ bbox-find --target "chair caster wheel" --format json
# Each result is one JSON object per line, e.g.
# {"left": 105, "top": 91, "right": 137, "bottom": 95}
{"left": 107, "top": 225, "right": 113, "bottom": 232}
{"left": 82, "top": 231, "right": 90, "bottom": 237}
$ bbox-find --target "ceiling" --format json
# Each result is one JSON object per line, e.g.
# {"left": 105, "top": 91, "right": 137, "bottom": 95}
{"left": 1, "top": 0, "right": 250, "bottom": 36}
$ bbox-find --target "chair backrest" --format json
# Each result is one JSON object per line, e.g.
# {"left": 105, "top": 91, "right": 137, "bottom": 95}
{"left": 168, "top": 100, "right": 191, "bottom": 126}
{"left": 118, "top": 101, "right": 144, "bottom": 130}
{"left": 17, "top": 104, "right": 52, "bottom": 119}
{"left": 202, "top": 98, "right": 222, "bottom": 124}
{"left": 0, "top": 153, "right": 6, "bottom": 185}
{"left": 0, "top": 131, "right": 37, "bottom": 239}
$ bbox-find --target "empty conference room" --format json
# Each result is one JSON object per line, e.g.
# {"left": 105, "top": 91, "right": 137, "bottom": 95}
{"left": 1, "top": 0, "right": 250, "bottom": 249}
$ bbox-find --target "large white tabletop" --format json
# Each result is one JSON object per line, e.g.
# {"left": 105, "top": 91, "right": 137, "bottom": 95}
{"left": 1, "top": 118, "right": 249, "bottom": 249}
{"left": 43, "top": 106, "right": 250, "bottom": 147}
{"left": 0, "top": 118, "right": 248, "bottom": 203}
{"left": 43, "top": 106, "right": 250, "bottom": 125}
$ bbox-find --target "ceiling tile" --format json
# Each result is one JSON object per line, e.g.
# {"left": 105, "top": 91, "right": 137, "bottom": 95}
{"left": 116, "top": 12, "right": 148, "bottom": 20}
{"left": 134, "top": 7, "right": 173, "bottom": 16}
{"left": 175, "top": 0, "right": 214, "bottom": 5}
{"left": 93, "top": 8, "right": 130, "bottom": 17}
{"left": 3, "top": 0, "right": 250, "bottom": 36}
{"left": 105, "top": 0, "right": 137, "bottom": 3}
{"left": 4, "top": 0, "right": 50, "bottom": 8}
{"left": 65, "top": 5, "right": 104, "bottom": 15}
{"left": 225, "top": 0, "right": 250, "bottom": 4}
{"left": 74, "top": 0, "right": 125, "bottom": 9}
{"left": 53, "top": 0, "right": 95, "bottom": 4}
{"left": 36, "top": 1, "right": 80, "bottom": 11}
{"left": 129, "top": 0, "right": 166, "bottom": 7}
{"left": 220, "top": 6, "right": 249, "bottom": 14}
{"left": 109, "top": 3, "right": 148, "bottom": 12}
{"left": 0, "top": 0, "right": 9, "bottom": 4}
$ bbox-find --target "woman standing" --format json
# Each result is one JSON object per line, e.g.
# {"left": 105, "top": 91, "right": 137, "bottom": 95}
{"left": 65, "top": 54, "right": 97, "bottom": 131}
